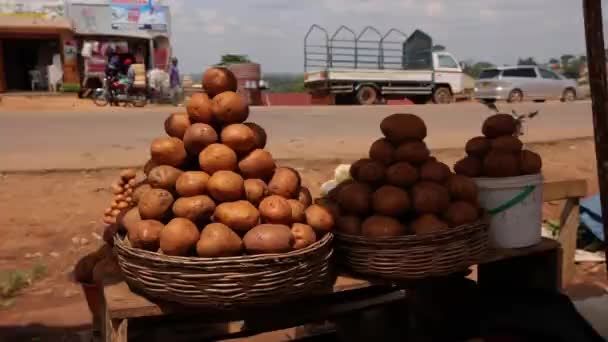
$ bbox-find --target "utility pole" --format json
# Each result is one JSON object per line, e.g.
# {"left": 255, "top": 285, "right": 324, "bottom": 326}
{"left": 582, "top": 0, "right": 608, "bottom": 273}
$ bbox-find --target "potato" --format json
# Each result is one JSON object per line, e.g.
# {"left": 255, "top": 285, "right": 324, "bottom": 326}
{"left": 206, "top": 171, "right": 244, "bottom": 202}
{"left": 244, "top": 179, "right": 268, "bottom": 205}
{"left": 186, "top": 93, "right": 214, "bottom": 124}
{"left": 395, "top": 141, "right": 430, "bottom": 164}
{"left": 482, "top": 114, "right": 517, "bottom": 138}
{"left": 244, "top": 122, "right": 267, "bottom": 149}
{"left": 164, "top": 112, "right": 191, "bottom": 139}
{"left": 143, "top": 159, "right": 160, "bottom": 176}
{"left": 221, "top": 124, "right": 256, "bottom": 154}
{"left": 454, "top": 156, "right": 483, "bottom": 177}
{"left": 443, "top": 201, "right": 479, "bottom": 227}
{"left": 297, "top": 187, "right": 313, "bottom": 207}
{"left": 372, "top": 185, "right": 410, "bottom": 217}
{"left": 202, "top": 67, "right": 238, "bottom": 97}
{"left": 147, "top": 165, "right": 183, "bottom": 191}
{"left": 175, "top": 171, "right": 210, "bottom": 197}
{"left": 129, "top": 220, "right": 164, "bottom": 251}
{"left": 160, "top": 218, "right": 200, "bottom": 256}
{"left": 369, "top": 138, "right": 395, "bottom": 165}
{"left": 352, "top": 159, "right": 386, "bottom": 184}
{"left": 287, "top": 199, "right": 306, "bottom": 223}
{"left": 411, "top": 214, "right": 448, "bottom": 235}
{"left": 386, "top": 162, "right": 419, "bottom": 188}
{"left": 292, "top": 223, "right": 317, "bottom": 249}
{"left": 380, "top": 113, "right": 427, "bottom": 143}
{"left": 411, "top": 182, "right": 450, "bottom": 214}
{"left": 132, "top": 183, "right": 152, "bottom": 204}
{"left": 328, "top": 179, "right": 354, "bottom": 202}
{"left": 211, "top": 91, "right": 249, "bottom": 124}
{"left": 172, "top": 195, "right": 216, "bottom": 223}
{"left": 150, "top": 137, "right": 187, "bottom": 168}
{"left": 491, "top": 135, "right": 523, "bottom": 153}
{"left": 117, "top": 206, "right": 141, "bottom": 233}
{"left": 335, "top": 216, "right": 362, "bottom": 235}
{"left": 315, "top": 198, "right": 342, "bottom": 219}
{"left": 446, "top": 175, "right": 478, "bottom": 203}
{"left": 465, "top": 136, "right": 491, "bottom": 158}
{"left": 483, "top": 152, "right": 520, "bottom": 177}
{"left": 183, "top": 123, "right": 218, "bottom": 156}
{"left": 120, "top": 168, "right": 137, "bottom": 180}
{"left": 361, "top": 216, "right": 406, "bottom": 237}
{"left": 259, "top": 195, "right": 293, "bottom": 225}
{"left": 214, "top": 200, "right": 260, "bottom": 232}
{"left": 138, "top": 188, "right": 174, "bottom": 220}
{"left": 199, "top": 143, "right": 238, "bottom": 174}
{"left": 243, "top": 224, "right": 294, "bottom": 254}
{"left": 196, "top": 223, "right": 243, "bottom": 257}
{"left": 520, "top": 150, "right": 542, "bottom": 175}
{"left": 419, "top": 161, "right": 451, "bottom": 183}
{"left": 349, "top": 159, "right": 367, "bottom": 180}
{"left": 238, "top": 149, "right": 276, "bottom": 180}
{"left": 268, "top": 167, "right": 301, "bottom": 198}
{"left": 337, "top": 182, "right": 372, "bottom": 215}
{"left": 305, "top": 204, "right": 335, "bottom": 232}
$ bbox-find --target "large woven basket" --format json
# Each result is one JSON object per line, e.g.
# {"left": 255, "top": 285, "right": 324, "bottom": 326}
{"left": 113, "top": 233, "right": 333, "bottom": 307}
{"left": 334, "top": 219, "right": 488, "bottom": 280}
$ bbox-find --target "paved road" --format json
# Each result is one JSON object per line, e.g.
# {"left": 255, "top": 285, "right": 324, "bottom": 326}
{"left": 0, "top": 101, "right": 593, "bottom": 171}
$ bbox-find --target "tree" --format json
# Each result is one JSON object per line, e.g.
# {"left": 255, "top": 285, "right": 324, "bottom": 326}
{"left": 462, "top": 61, "right": 495, "bottom": 78}
{"left": 560, "top": 54, "right": 575, "bottom": 67}
{"left": 549, "top": 58, "right": 560, "bottom": 65}
{"left": 217, "top": 54, "right": 251, "bottom": 66}
{"left": 517, "top": 57, "right": 537, "bottom": 65}
{"left": 432, "top": 44, "right": 446, "bottom": 52}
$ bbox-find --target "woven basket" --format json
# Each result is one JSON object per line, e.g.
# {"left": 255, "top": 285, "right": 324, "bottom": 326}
{"left": 334, "top": 219, "right": 488, "bottom": 280}
{"left": 113, "top": 233, "right": 333, "bottom": 307}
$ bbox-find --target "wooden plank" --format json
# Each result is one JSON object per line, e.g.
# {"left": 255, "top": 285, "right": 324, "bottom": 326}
{"left": 558, "top": 198, "right": 580, "bottom": 286}
{"left": 543, "top": 179, "right": 587, "bottom": 202}
{"left": 103, "top": 274, "right": 378, "bottom": 320}
{"left": 480, "top": 237, "right": 560, "bottom": 265}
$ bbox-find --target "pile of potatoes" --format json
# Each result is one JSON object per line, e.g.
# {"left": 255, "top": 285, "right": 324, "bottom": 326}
{"left": 102, "top": 169, "right": 138, "bottom": 225}
{"left": 454, "top": 114, "right": 542, "bottom": 178}
{"left": 328, "top": 113, "right": 481, "bottom": 238}
{"left": 113, "top": 67, "right": 334, "bottom": 258}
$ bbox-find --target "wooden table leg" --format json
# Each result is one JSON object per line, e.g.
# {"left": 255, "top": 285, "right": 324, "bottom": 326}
{"left": 101, "top": 292, "right": 128, "bottom": 342}
{"left": 558, "top": 198, "right": 580, "bottom": 287}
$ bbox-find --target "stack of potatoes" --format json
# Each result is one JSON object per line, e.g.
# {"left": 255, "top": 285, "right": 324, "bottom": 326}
{"left": 102, "top": 169, "right": 138, "bottom": 225}
{"left": 117, "top": 67, "right": 334, "bottom": 258}
{"left": 453, "top": 113, "right": 542, "bottom": 178}
{"left": 329, "top": 113, "right": 481, "bottom": 237}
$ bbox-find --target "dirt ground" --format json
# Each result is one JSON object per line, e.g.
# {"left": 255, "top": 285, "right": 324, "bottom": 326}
{"left": 0, "top": 137, "right": 606, "bottom": 341}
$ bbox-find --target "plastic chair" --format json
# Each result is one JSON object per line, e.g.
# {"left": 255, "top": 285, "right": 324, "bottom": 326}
{"left": 29, "top": 70, "right": 43, "bottom": 91}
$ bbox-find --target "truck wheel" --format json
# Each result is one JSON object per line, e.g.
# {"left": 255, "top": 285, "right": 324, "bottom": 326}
{"left": 356, "top": 86, "right": 378, "bottom": 105}
{"left": 432, "top": 87, "right": 452, "bottom": 104}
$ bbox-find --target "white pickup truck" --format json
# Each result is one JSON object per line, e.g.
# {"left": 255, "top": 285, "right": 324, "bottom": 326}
{"left": 303, "top": 25, "right": 466, "bottom": 105}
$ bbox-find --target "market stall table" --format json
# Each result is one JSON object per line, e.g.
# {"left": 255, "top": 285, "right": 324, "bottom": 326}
{"left": 98, "top": 237, "right": 561, "bottom": 342}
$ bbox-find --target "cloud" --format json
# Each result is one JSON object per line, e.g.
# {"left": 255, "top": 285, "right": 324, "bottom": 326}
{"left": 425, "top": 1, "right": 442, "bottom": 16}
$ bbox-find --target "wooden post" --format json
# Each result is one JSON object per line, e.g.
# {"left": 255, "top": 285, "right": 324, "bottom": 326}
{"left": 582, "top": 0, "right": 608, "bottom": 274}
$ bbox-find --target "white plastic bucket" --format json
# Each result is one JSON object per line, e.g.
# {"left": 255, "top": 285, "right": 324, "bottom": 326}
{"left": 474, "top": 173, "right": 544, "bottom": 248}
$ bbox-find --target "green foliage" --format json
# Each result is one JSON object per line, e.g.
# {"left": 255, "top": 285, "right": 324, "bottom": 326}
{"left": 265, "top": 73, "right": 307, "bottom": 93}
{"left": 0, "top": 262, "right": 48, "bottom": 303}
{"left": 432, "top": 44, "right": 446, "bottom": 52}
{"left": 217, "top": 54, "right": 251, "bottom": 66}
{"left": 462, "top": 61, "right": 495, "bottom": 78}
{"left": 62, "top": 83, "right": 81, "bottom": 93}
{"left": 517, "top": 57, "right": 538, "bottom": 65}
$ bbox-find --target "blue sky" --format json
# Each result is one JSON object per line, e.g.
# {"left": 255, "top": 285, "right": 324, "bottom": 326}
{"left": 168, "top": 0, "right": 604, "bottom": 74}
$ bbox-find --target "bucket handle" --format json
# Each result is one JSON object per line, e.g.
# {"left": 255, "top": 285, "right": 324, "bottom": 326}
{"left": 488, "top": 185, "right": 536, "bottom": 216}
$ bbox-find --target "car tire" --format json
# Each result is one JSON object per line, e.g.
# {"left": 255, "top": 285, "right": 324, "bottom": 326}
{"left": 432, "top": 87, "right": 452, "bottom": 104}
{"left": 561, "top": 88, "right": 576, "bottom": 102}
{"left": 356, "top": 85, "right": 378, "bottom": 105}
{"left": 507, "top": 89, "right": 523, "bottom": 103}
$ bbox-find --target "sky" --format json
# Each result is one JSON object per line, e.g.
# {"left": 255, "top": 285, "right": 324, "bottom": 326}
{"left": 168, "top": 0, "right": 606, "bottom": 74}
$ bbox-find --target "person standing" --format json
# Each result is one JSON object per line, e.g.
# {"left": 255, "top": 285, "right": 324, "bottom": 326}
{"left": 168, "top": 57, "right": 182, "bottom": 106}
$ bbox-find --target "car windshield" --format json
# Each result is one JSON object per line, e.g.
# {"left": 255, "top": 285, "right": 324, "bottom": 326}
{"left": 479, "top": 69, "right": 501, "bottom": 79}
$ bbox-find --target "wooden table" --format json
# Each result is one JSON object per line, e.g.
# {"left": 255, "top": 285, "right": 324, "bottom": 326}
{"left": 99, "top": 237, "right": 562, "bottom": 341}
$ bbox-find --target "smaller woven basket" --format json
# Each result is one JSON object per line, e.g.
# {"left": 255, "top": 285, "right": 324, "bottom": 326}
{"left": 114, "top": 233, "right": 333, "bottom": 307}
{"left": 334, "top": 219, "right": 488, "bottom": 280}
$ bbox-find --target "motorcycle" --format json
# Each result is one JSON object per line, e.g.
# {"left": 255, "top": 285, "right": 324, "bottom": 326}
{"left": 93, "top": 75, "right": 147, "bottom": 107}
